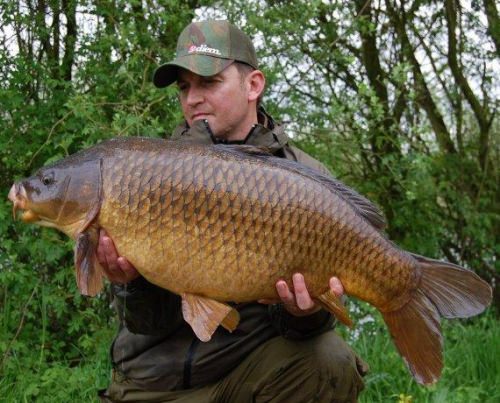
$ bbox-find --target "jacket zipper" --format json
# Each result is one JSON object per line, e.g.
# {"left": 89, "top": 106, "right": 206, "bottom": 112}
{"left": 182, "top": 338, "right": 200, "bottom": 389}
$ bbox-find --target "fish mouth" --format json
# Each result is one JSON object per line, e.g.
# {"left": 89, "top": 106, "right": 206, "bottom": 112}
{"left": 8, "top": 183, "right": 40, "bottom": 222}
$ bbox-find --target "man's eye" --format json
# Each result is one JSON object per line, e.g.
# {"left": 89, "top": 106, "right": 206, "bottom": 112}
{"left": 204, "top": 78, "right": 220, "bottom": 85}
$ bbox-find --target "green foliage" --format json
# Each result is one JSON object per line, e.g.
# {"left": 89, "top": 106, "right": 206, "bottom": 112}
{"left": 0, "top": 0, "right": 498, "bottom": 401}
{"left": 339, "top": 306, "right": 500, "bottom": 402}
{"left": 0, "top": 0, "right": 198, "bottom": 399}
{"left": 0, "top": 327, "right": 113, "bottom": 402}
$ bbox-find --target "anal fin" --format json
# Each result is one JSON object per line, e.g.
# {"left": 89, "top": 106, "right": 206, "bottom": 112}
{"left": 220, "top": 306, "right": 240, "bottom": 332}
{"left": 316, "top": 289, "right": 353, "bottom": 328}
{"left": 181, "top": 293, "right": 240, "bottom": 342}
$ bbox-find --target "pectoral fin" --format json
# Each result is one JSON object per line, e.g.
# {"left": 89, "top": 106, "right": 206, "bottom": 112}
{"left": 181, "top": 293, "right": 240, "bottom": 342}
{"left": 316, "top": 290, "right": 353, "bottom": 328}
{"left": 74, "top": 227, "right": 103, "bottom": 296}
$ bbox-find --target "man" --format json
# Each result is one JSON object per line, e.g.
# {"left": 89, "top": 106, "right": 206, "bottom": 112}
{"left": 98, "top": 20, "right": 366, "bottom": 402}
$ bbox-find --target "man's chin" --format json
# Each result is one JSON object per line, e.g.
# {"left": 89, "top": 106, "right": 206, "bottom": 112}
{"left": 194, "top": 117, "right": 218, "bottom": 132}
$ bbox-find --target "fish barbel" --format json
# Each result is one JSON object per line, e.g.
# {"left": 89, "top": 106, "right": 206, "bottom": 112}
{"left": 8, "top": 136, "right": 492, "bottom": 385}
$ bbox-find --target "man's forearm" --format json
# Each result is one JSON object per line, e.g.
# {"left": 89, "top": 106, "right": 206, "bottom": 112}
{"left": 269, "top": 304, "right": 335, "bottom": 340}
{"left": 112, "top": 276, "right": 184, "bottom": 335}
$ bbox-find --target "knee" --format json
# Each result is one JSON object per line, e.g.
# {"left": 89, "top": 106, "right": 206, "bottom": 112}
{"left": 313, "top": 332, "right": 356, "bottom": 372}
{"left": 306, "top": 332, "right": 366, "bottom": 401}
{"left": 251, "top": 333, "right": 365, "bottom": 402}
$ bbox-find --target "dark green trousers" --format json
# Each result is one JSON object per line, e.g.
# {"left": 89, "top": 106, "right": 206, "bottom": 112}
{"left": 99, "top": 331, "right": 367, "bottom": 403}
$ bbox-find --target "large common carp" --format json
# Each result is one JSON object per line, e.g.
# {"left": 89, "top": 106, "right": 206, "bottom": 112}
{"left": 8, "top": 137, "right": 491, "bottom": 385}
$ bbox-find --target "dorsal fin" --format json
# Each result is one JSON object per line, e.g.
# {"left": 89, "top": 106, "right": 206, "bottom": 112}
{"left": 314, "top": 174, "right": 386, "bottom": 230}
{"left": 214, "top": 144, "right": 272, "bottom": 157}
{"left": 215, "top": 144, "right": 386, "bottom": 230}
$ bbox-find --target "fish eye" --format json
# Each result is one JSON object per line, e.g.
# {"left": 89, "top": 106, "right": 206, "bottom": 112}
{"left": 41, "top": 173, "right": 55, "bottom": 186}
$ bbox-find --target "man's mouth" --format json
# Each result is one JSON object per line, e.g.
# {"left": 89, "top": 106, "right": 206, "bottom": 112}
{"left": 192, "top": 113, "right": 210, "bottom": 121}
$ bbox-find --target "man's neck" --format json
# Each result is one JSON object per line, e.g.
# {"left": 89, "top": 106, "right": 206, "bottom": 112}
{"left": 220, "top": 108, "right": 259, "bottom": 142}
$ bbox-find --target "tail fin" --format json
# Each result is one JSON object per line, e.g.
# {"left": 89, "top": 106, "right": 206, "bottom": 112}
{"left": 414, "top": 254, "right": 492, "bottom": 318}
{"left": 381, "top": 255, "right": 492, "bottom": 385}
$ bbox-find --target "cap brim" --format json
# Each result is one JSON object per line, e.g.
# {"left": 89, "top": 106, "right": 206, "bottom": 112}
{"left": 153, "top": 55, "right": 234, "bottom": 88}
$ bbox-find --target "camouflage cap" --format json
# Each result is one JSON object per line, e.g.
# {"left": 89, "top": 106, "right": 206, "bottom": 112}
{"left": 153, "top": 20, "right": 258, "bottom": 88}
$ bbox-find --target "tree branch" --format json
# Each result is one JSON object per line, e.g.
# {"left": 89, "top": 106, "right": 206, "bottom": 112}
{"left": 445, "top": 0, "right": 492, "bottom": 170}
{"left": 483, "top": 0, "right": 500, "bottom": 56}
{"left": 386, "top": 0, "right": 456, "bottom": 155}
{"left": 61, "top": 0, "right": 77, "bottom": 82}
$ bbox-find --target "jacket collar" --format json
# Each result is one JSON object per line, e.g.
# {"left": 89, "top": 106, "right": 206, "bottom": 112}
{"left": 171, "top": 108, "right": 290, "bottom": 154}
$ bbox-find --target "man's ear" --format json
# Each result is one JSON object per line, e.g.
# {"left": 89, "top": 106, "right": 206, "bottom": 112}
{"left": 247, "top": 70, "right": 265, "bottom": 102}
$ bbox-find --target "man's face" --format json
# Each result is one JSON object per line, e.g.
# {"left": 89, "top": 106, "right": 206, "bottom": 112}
{"left": 177, "top": 64, "right": 256, "bottom": 141}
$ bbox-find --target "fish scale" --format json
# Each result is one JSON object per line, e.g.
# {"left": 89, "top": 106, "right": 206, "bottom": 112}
{"left": 8, "top": 136, "right": 491, "bottom": 385}
{"left": 104, "top": 149, "right": 394, "bottom": 303}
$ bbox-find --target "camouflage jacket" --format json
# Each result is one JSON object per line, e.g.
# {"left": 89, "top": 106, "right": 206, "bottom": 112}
{"left": 110, "top": 111, "right": 334, "bottom": 391}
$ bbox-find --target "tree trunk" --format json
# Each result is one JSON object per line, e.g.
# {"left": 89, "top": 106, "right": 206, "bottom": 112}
{"left": 483, "top": 0, "right": 500, "bottom": 56}
{"left": 61, "top": 0, "right": 77, "bottom": 82}
{"left": 445, "top": 0, "right": 492, "bottom": 172}
{"left": 386, "top": 0, "right": 457, "bottom": 155}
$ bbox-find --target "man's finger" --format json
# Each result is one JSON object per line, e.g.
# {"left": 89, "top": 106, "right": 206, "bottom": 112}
{"left": 117, "top": 257, "right": 134, "bottom": 272}
{"left": 96, "top": 229, "right": 109, "bottom": 268}
{"left": 102, "top": 236, "right": 119, "bottom": 271}
{"left": 292, "top": 273, "right": 315, "bottom": 310}
{"left": 99, "top": 230, "right": 125, "bottom": 282}
{"left": 117, "top": 257, "right": 140, "bottom": 282}
{"left": 276, "top": 280, "right": 295, "bottom": 305}
{"left": 329, "top": 276, "right": 344, "bottom": 297}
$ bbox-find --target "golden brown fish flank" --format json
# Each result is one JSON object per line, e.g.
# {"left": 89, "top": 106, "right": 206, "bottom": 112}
{"left": 97, "top": 143, "right": 409, "bottom": 305}
{"left": 9, "top": 137, "right": 492, "bottom": 385}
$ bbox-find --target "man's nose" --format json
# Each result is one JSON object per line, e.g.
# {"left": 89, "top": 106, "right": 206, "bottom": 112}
{"left": 185, "top": 86, "right": 204, "bottom": 106}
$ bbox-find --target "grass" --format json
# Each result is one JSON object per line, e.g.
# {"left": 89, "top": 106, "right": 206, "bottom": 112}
{"left": 343, "top": 308, "right": 500, "bottom": 403}
{"left": 0, "top": 308, "right": 498, "bottom": 402}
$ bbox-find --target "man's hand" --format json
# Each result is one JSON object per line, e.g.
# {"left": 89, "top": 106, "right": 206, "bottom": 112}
{"left": 96, "top": 229, "right": 140, "bottom": 284}
{"left": 259, "top": 274, "right": 344, "bottom": 317}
